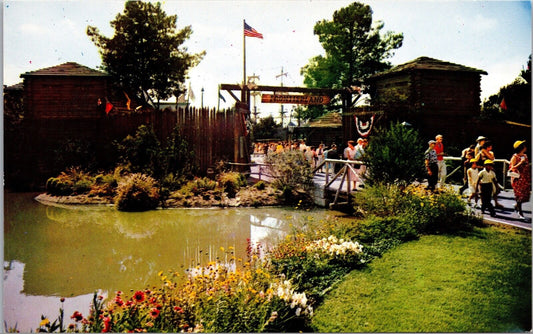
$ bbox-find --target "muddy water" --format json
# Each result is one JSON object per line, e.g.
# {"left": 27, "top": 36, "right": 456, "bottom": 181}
{"left": 3, "top": 192, "right": 341, "bottom": 332}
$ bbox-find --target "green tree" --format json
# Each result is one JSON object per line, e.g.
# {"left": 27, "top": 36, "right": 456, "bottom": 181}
{"left": 300, "top": 2, "right": 403, "bottom": 119}
{"left": 87, "top": 1, "right": 205, "bottom": 108}
{"left": 252, "top": 115, "right": 282, "bottom": 140}
{"left": 481, "top": 55, "right": 531, "bottom": 124}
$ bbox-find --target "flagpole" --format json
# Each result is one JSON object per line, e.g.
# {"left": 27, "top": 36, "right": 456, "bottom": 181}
{"left": 242, "top": 19, "right": 246, "bottom": 104}
{"left": 217, "top": 85, "right": 221, "bottom": 111}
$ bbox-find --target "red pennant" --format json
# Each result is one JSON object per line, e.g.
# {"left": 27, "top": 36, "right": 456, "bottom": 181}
{"left": 500, "top": 98, "right": 507, "bottom": 110}
{"left": 105, "top": 101, "right": 113, "bottom": 114}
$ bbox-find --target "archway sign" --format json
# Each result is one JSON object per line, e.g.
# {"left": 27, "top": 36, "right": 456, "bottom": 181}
{"left": 220, "top": 83, "right": 361, "bottom": 165}
{"left": 219, "top": 84, "right": 358, "bottom": 111}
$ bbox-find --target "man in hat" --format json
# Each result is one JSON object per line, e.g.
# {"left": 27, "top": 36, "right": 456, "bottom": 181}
{"left": 475, "top": 159, "right": 499, "bottom": 217}
{"left": 474, "top": 136, "right": 487, "bottom": 158}
{"left": 425, "top": 140, "right": 439, "bottom": 191}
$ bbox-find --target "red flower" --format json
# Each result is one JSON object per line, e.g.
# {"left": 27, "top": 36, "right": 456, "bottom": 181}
{"left": 133, "top": 291, "right": 145, "bottom": 303}
{"left": 102, "top": 316, "right": 111, "bottom": 333}
{"left": 71, "top": 311, "right": 83, "bottom": 322}
{"left": 174, "top": 306, "right": 184, "bottom": 314}
{"left": 115, "top": 296, "right": 124, "bottom": 307}
{"left": 150, "top": 308, "right": 160, "bottom": 318}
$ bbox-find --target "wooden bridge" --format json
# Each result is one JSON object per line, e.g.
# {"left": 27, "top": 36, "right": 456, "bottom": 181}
{"left": 246, "top": 153, "right": 365, "bottom": 209}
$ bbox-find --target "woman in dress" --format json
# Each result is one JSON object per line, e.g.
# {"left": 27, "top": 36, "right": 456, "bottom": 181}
{"left": 509, "top": 140, "right": 531, "bottom": 219}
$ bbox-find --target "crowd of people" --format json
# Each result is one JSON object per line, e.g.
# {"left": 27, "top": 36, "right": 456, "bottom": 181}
{"left": 254, "top": 134, "right": 530, "bottom": 221}
{"left": 425, "top": 134, "right": 530, "bottom": 220}
{"left": 253, "top": 138, "right": 368, "bottom": 189}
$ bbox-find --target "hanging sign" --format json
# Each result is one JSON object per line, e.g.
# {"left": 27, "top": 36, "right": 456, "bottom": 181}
{"left": 261, "top": 94, "right": 331, "bottom": 105}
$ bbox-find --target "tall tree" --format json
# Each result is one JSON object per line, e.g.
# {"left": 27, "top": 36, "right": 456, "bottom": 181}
{"left": 481, "top": 55, "right": 531, "bottom": 124}
{"left": 300, "top": 2, "right": 403, "bottom": 119}
{"left": 87, "top": 1, "right": 205, "bottom": 108}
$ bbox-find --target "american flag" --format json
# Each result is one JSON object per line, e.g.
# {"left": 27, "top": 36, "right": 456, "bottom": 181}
{"left": 244, "top": 21, "right": 263, "bottom": 39}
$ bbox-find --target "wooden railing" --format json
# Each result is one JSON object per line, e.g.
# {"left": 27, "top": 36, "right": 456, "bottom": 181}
{"left": 444, "top": 156, "right": 511, "bottom": 188}
{"left": 312, "top": 158, "right": 365, "bottom": 207}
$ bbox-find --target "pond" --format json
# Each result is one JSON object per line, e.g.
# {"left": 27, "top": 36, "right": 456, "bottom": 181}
{"left": 3, "top": 192, "right": 342, "bottom": 332}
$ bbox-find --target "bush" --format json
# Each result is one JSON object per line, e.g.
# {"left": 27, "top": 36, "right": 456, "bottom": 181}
{"left": 45, "top": 167, "right": 93, "bottom": 196}
{"left": 114, "top": 173, "right": 160, "bottom": 211}
{"left": 364, "top": 122, "right": 425, "bottom": 186}
{"left": 253, "top": 180, "right": 266, "bottom": 190}
{"left": 354, "top": 215, "right": 419, "bottom": 244}
{"left": 218, "top": 172, "right": 247, "bottom": 198}
{"left": 352, "top": 184, "right": 478, "bottom": 241}
{"left": 115, "top": 125, "right": 163, "bottom": 177}
{"left": 182, "top": 177, "right": 217, "bottom": 195}
{"left": 115, "top": 125, "right": 197, "bottom": 181}
{"left": 264, "top": 150, "right": 314, "bottom": 204}
{"left": 46, "top": 177, "right": 74, "bottom": 196}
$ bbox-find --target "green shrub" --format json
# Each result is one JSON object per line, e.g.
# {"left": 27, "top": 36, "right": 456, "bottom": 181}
{"left": 115, "top": 125, "right": 163, "bottom": 177}
{"left": 364, "top": 122, "right": 425, "bottom": 186}
{"left": 45, "top": 167, "right": 94, "bottom": 196}
{"left": 178, "top": 177, "right": 217, "bottom": 196}
{"left": 114, "top": 173, "right": 160, "bottom": 211}
{"left": 253, "top": 180, "right": 266, "bottom": 190}
{"left": 352, "top": 184, "right": 476, "bottom": 239}
{"left": 264, "top": 150, "right": 314, "bottom": 204}
{"left": 218, "top": 172, "right": 247, "bottom": 198}
{"left": 46, "top": 177, "right": 74, "bottom": 196}
{"left": 354, "top": 215, "right": 419, "bottom": 244}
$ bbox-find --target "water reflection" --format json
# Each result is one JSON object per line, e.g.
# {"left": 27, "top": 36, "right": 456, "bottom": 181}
{"left": 4, "top": 193, "right": 339, "bottom": 331}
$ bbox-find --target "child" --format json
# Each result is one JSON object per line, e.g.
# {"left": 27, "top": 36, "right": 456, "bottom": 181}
{"left": 475, "top": 159, "right": 499, "bottom": 217}
{"left": 467, "top": 159, "right": 479, "bottom": 207}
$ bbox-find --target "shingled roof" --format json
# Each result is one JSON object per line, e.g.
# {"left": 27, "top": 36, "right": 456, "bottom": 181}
{"left": 308, "top": 111, "right": 342, "bottom": 128}
{"left": 21, "top": 62, "right": 108, "bottom": 78}
{"left": 369, "top": 56, "right": 487, "bottom": 79}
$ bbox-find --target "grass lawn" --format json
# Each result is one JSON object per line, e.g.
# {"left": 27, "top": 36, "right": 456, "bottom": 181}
{"left": 311, "top": 225, "right": 532, "bottom": 332}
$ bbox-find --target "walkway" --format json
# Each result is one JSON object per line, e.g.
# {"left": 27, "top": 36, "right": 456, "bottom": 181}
{"left": 452, "top": 185, "right": 531, "bottom": 231}
{"left": 249, "top": 154, "right": 531, "bottom": 231}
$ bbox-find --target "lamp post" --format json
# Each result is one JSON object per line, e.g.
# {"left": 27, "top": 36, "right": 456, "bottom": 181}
{"left": 287, "top": 121, "right": 296, "bottom": 142}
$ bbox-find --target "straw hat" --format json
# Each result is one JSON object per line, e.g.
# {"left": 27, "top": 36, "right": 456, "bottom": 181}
{"left": 470, "top": 158, "right": 478, "bottom": 163}
{"left": 476, "top": 136, "right": 486, "bottom": 142}
{"left": 513, "top": 140, "right": 526, "bottom": 149}
{"left": 484, "top": 159, "right": 494, "bottom": 165}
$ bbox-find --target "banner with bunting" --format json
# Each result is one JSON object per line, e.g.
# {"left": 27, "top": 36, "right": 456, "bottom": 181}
{"left": 354, "top": 114, "right": 375, "bottom": 137}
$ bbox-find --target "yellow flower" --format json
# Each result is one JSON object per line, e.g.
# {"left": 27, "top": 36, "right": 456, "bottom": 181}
{"left": 220, "top": 247, "right": 225, "bottom": 252}
{"left": 40, "top": 318, "right": 50, "bottom": 327}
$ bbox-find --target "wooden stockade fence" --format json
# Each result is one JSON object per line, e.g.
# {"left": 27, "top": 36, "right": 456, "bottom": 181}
{"left": 176, "top": 106, "right": 245, "bottom": 174}
{"left": 5, "top": 105, "right": 246, "bottom": 190}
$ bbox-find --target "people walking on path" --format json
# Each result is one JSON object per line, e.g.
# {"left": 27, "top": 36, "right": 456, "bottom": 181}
{"left": 476, "top": 140, "right": 505, "bottom": 208}
{"left": 467, "top": 158, "right": 479, "bottom": 207}
{"left": 354, "top": 138, "right": 367, "bottom": 188}
{"left": 475, "top": 159, "right": 501, "bottom": 217}
{"left": 344, "top": 140, "right": 360, "bottom": 191}
{"left": 509, "top": 140, "right": 531, "bottom": 220}
{"left": 434, "top": 134, "right": 447, "bottom": 188}
{"left": 474, "top": 136, "right": 487, "bottom": 158}
{"left": 324, "top": 144, "right": 339, "bottom": 175}
{"left": 317, "top": 143, "right": 325, "bottom": 172}
{"left": 459, "top": 144, "right": 476, "bottom": 194}
{"left": 425, "top": 140, "right": 439, "bottom": 192}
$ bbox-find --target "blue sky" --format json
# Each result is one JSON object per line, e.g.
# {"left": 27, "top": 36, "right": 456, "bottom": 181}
{"left": 3, "top": 0, "right": 531, "bottom": 118}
